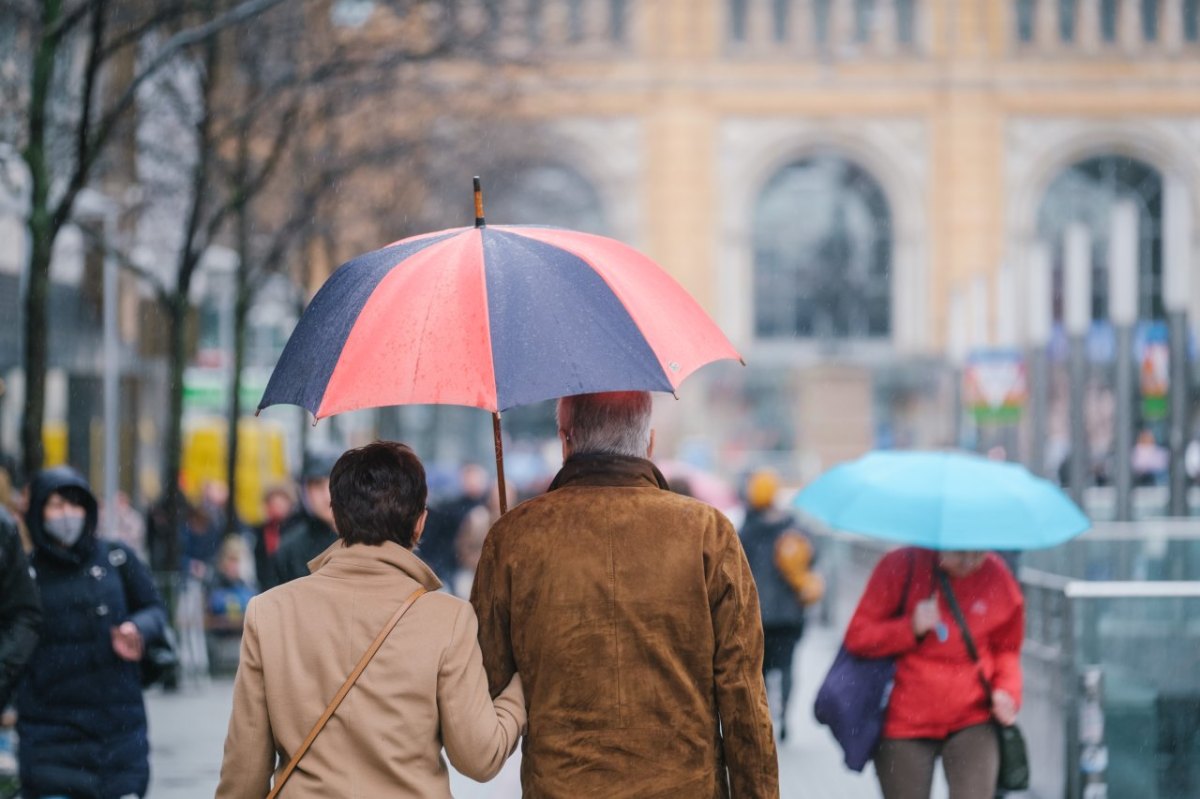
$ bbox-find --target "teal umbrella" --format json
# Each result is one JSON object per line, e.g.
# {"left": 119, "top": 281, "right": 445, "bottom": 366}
{"left": 793, "top": 450, "right": 1091, "bottom": 550}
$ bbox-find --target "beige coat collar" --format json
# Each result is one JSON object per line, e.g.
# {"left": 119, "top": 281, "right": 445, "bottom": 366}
{"left": 307, "top": 540, "right": 443, "bottom": 591}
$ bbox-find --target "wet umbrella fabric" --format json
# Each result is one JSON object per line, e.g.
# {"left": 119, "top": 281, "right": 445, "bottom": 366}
{"left": 259, "top": 226, "right": 741, "bottom": 418}
{"left": 794, "top": 450, "right": 1090, "bottom": 550}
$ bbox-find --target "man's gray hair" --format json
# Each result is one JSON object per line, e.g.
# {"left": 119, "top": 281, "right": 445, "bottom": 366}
{"left": 556, "top": 391, "right": 652, "bottom": 458}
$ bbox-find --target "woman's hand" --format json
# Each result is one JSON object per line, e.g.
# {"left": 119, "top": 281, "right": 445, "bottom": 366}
{"left": 911, "top": 593, "right": 940, "bottom": 637}
{"left": 111, "top": 621, "right": 144, "bottom": 662}
{"left": 992, "top": 689, "right": 1018, "bottom": 726}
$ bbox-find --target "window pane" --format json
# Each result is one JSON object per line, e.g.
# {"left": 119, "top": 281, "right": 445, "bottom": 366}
{"left": 855, "top": 0, "right": 874, "bottom": 43}
{"left": 1101, "top": 0, "right": 1118, "bottom": 41}
{"left": 730, "top": 0, "right": 748, "bottom": 41}
{"left": 1059, "top": 0, "right": 1077, "bottom": 42}
{"left": 527, "top": 0, "right": 543, "bottom": 43}
{"left": 754, "top": 156, "right": 892, "bottom": 340}
{"left": 610, "top": 0, "right": 628, "bottom": 42}
{"left": 1037, "top": 157, "right": 1165, "bottom": 323}
{"left": 897, "top": 0, "right": 917, "bottom": 44}
{"left": 1017, "top": 0, "right": 1036, "bottom": 42}
{"left": 814, "top": 0, "right": 832, "bottom": 44}
{"left": 773, "top": 0, "right": 790, "bottom": 42}
{"left": 1142, "top": 0, "right": 1159, "bottom": 40}
{"left": 568, "top": 0, "right": 584, "bottom": 42}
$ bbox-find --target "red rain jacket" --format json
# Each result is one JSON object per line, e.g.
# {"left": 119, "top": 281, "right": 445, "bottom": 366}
{"left": 844, "top": 547, "right": 1024, "bottom": 740}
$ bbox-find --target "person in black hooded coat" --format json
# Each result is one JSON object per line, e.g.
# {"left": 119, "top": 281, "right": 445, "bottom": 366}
{"left": 17, "top": 467, "right": 167, "bottom": 799}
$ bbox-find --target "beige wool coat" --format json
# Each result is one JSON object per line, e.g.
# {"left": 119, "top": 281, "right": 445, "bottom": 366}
{"left": 215, "top": 541, "right": 525, "bottom": 799}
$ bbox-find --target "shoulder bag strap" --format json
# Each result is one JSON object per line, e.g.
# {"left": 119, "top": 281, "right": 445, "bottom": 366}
{"left": 935, "top": 569, "right": 994, "bottom": 698}
{"left": 266, "top": 586, "right": 427, "bottom": 799}
{"left": 895, "top": 548, "right": 916, "bottom": 618}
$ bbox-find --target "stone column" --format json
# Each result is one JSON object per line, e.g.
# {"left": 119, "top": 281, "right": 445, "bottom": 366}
{"left": 873, "top": 0, "right": 899, "bottom": 55}
{"left": 829, "top": 0, "right": 855, "bottom": 52}
{"left": 746, "top": 0, "right": 775, "bottom": 46}
{"left": 1118, "top": 0, "right": 1142, "bottom": 52}
{"left": 1035, "top": 0, "right": 1059, "bottom": 51}
{"left": 1078, "top": 0, "right": 1102, "bottom": 51}
{"left": 1163, "top": 0, "right": 1186, "bottom": 51}
{"left": 791, "top": 0, "right": 813, "bottom": 53}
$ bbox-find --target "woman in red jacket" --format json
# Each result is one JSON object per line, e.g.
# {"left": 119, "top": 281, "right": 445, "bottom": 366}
{"left": 845, "top": 547, "right": 1023, "bottom": 799}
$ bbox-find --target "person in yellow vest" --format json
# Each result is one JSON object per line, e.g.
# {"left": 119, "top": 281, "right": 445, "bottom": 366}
{"left": 739, "top": 469, "right": 824, "bottom": 741}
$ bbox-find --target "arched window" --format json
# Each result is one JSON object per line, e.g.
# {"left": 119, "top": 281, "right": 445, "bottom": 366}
{"left": 486, "top": 162, "right": 608, "bottom": 236}
{"left": 753, "top": 155, "right": 892, "bottom": 340}
{"left": 1037, "top": 156, "right": 1163, "bottom": 322}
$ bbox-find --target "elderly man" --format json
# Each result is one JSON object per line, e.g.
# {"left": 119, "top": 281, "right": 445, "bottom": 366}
{"left": 471, "top": 391, "right": 779, "bottom": 798}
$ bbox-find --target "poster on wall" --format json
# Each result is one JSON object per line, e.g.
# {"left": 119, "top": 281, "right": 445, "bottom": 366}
{"left": 1137, "top": 322, "right": 1170, "bottom": 421}
{"left": 964, "top": 349, "right": 1028, "bottom": 425}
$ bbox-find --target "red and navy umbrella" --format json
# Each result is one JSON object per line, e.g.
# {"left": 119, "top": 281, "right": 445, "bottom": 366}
{"left": 259, "top": 233, "right": 739, "bottom": 417}
{"left": 259, "top": 180, "right": 741, "bottom": 510}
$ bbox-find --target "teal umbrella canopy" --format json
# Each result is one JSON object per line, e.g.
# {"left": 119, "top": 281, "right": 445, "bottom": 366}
{"left": 794, "top": 450, "right": 1091, "bottom": 550}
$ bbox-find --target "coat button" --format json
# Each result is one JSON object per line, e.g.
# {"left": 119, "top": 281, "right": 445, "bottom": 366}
{"left": 90, "top": 565, "right": 106, "bottom": 580}
{"left": 96, "top": 604, "right": 110, "bottom": 617}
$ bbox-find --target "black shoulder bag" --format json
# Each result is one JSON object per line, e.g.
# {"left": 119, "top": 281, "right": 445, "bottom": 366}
{"left": 109, "top": 544, "right": 180, "bottom": 689}
{"left": 936, "top": 569, "right": 1030, "bottom": 793}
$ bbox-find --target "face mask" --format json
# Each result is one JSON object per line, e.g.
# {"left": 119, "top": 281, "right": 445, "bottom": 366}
{"left": 45, "top": 514, "right": 86, "bottom": 548}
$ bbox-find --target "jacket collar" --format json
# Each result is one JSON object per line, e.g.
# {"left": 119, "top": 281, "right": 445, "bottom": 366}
{"left": 548, "top": 453, "right": 670, "bottom": 492}
{"left": 307, "top": 540, "right": 443, "bottom": 591}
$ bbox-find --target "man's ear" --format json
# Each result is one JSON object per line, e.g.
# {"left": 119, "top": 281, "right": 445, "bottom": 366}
{"left": 559, "top": 428, "right": 573, "bottom": 460}
{"left": 647, "top": 428, "right": 656, "bottom": 459}
{"left": 412, "top": 508, "right": 428, "bottom": 547}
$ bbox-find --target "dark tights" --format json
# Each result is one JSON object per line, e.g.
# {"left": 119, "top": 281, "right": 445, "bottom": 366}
{"left": 876, "top": 723, "right": 1000, "bottom": 799}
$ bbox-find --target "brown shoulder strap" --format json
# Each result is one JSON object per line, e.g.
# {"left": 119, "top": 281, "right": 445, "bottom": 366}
{"left": 266, "top": 586, "right": 427, "bottom": 799}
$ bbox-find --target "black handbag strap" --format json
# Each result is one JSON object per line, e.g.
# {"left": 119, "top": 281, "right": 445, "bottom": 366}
{"left": 896, "top": 549, "right": 916, "bottom": 618}
{"left": 936, "top": 568, "right": 994, "bottom": 699}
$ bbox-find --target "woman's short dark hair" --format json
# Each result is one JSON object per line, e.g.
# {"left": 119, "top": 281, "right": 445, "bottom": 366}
{"left": 328, "top": 441, "right": 427, "bottom": 547}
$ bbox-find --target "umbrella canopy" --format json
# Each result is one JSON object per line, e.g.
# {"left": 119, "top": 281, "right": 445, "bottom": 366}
{"left": 259, "top": 225, "right": 741, "bottom": 419}
{"left": 793, "top": 450, "right": 1091, "bottom": 550}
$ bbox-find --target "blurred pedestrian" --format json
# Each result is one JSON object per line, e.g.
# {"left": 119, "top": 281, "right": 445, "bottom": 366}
{"left": 0, "top": 505, "right": 40, "bottom": 777}
{"left": 0, "top": 453, "right": 30, "bottom": 552}
{"left": 452, "top": 483, "right": 514, "bottom": 598}
{"left": 17, "top": 467, "right": 168, "bottom": 799}
{"left": 1131, "top": 429, "right": 1169, "bottom": 487}
{"left": 739, "top": 468, "right": 824, "bottom": 742}
{"left": 250, "top": 484, "right": 294, "bottom": 591}
{"left": 216, "top": 441, "right": 524, "bottom": 798}
{"left": 845, "top": 548, "right": 1024, "bottom": 799}
{"left": 98, "top": 490, "right": 148, "bottom": 563}
{"left": 266, "top": 453, "right": 338, "bottom": 588}
{"left": 207, "top": 536, "right": 257, "bottom": 629}
{"left": 421, "top": 463, "right": 489, "bottom": 586}
{"left": 472, "top": 391, "right": 779, "bottom": 797}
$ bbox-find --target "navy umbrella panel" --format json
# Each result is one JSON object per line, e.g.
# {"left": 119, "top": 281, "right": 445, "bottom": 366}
{"left": 259, "top": 225, "right": 742, "bottom": 419}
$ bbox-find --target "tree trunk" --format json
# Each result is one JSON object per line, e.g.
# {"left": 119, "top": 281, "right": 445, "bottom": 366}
{"left": 157, "top": 292, "right": 190, "bottom": 574}
{"left": 224, "top": 216, "right": 251, "bottom": 536}
{"left": 20, "top": 0, "right": 63, "bottom": 478}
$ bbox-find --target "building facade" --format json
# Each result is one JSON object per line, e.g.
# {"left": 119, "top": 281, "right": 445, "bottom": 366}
{"left": 454, "top": 0, "right": 1200, "bottom": 478}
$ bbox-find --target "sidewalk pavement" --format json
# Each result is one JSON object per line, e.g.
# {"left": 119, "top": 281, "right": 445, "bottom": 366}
{"left": 146, "top": 624, "right": 936, "bottom": 798}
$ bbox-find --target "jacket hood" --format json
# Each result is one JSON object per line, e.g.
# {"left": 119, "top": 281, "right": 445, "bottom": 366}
{"left": 26, "top": 467, "right": 99, "bottom": 564}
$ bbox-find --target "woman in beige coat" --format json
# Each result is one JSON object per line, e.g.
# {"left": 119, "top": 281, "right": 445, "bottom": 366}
{"left": 216, "top": 442, "right": 524, "bottom": 798}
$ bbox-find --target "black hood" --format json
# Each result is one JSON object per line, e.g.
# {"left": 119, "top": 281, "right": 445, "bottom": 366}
{"left": 26, "top": 467, "right": 99, "bottom": 565}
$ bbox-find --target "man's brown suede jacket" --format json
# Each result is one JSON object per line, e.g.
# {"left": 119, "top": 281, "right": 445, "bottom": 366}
{"left": 471, "top": 454, "right": 779, "bottom": 798}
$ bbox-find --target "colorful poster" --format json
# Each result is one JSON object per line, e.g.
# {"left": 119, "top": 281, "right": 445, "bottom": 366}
{"left": 1138, "top": 322, "right": 1169, "bottom": 420}
{"left": 964, "top": 349, "right": 1028, "bottom": 424}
